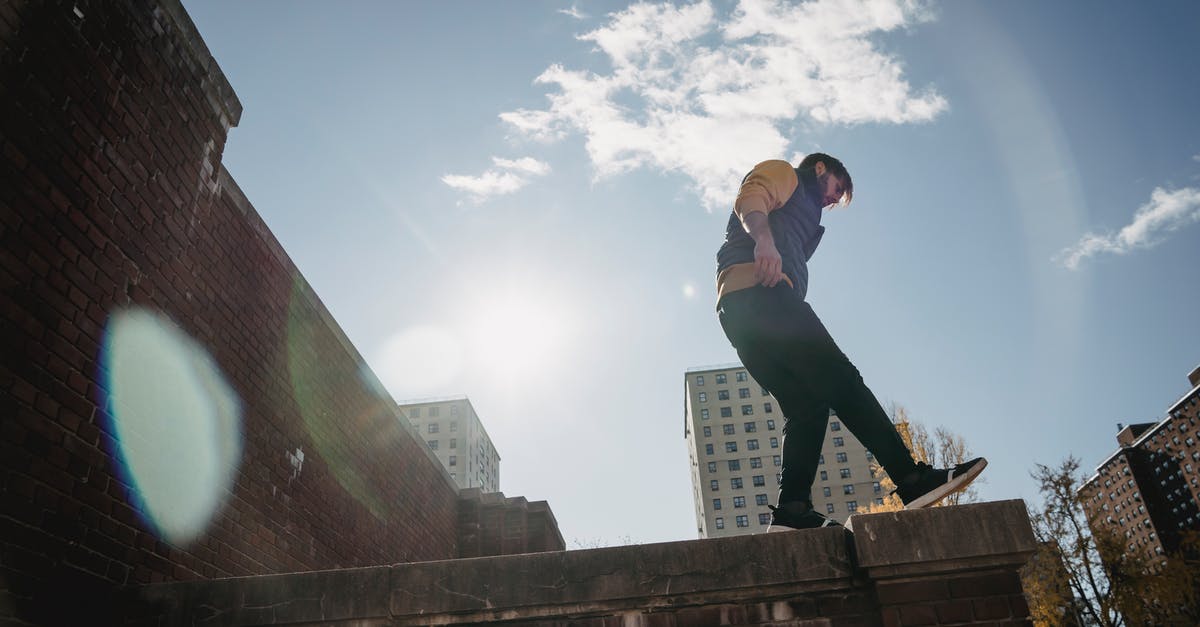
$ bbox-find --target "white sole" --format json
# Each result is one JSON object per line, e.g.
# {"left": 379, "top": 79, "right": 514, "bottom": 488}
{"left": 903, "top": 458, "right": 988, "bottom": 509}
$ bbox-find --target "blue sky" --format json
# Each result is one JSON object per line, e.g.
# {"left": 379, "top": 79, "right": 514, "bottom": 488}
{"left": 181, "top": 0, "right": 1200, "bottom": 545}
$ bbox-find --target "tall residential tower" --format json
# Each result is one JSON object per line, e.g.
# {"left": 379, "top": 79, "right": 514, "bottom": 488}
{"left": 400, "top": 396, "right": 501, "bottom": 493}
{"left": 684, "top": 364, "right": 886, "bottom": 538}
{"left": 1080, "top": 363, "right": 1200, "bottom": 569}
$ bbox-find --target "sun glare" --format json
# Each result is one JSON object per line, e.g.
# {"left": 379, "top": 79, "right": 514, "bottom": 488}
{"left": 465, "top": 292, "right": 573, "bottom": 381}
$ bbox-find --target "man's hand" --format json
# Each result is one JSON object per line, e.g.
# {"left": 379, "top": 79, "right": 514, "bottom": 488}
{"left": 743, "top": 211, "right": 784, "bottom": 287}
{"left": 753, "top": 239, "right": 784, "bottom": 287}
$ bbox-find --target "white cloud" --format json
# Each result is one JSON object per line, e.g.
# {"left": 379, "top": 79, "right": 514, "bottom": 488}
{"left": 442, "top": 156, "right": 552, "bottom": 203}
{"left": 491, "top": 156, "right": 552, "bottom": 176}
{"left": 500, "top": 0, "right": 947, "bottom": 209}
{"left": 1055, "top": 186, "right": 1200, "bottom": 269}
{"left": 558, "top": 4, "right": 588, "bottom": 20}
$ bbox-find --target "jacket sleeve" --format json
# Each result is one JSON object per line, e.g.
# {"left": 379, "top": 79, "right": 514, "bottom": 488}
{"left": 732, "top": 160, "right": 798, "bottom": 228}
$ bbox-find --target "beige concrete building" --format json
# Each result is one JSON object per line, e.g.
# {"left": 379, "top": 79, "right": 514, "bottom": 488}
{"left": 684, "top": 364, "right": 886, "bottom": 538}
{"left": 400, "top": 396, "right": 500, "bottom": 492}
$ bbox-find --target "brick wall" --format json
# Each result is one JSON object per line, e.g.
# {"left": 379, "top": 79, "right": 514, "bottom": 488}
{"left": 457, "top": 489, "right": 565, "bottom": 558}
{"left": 124, "top": 500, "right": 1038, "bottom": 626}
{"left": 1, "top": 0, "right": 461, "bottom": 622}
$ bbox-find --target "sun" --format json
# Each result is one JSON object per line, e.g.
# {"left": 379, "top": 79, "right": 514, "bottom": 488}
{"left": 462, "top": 291, "right": 574, "bottom": 381}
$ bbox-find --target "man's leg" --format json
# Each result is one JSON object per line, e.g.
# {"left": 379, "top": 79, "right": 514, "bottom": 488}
{"left": 754, "top": 299, "right": 919, "bottom": 482}
{"left": 733, "top": 343, "right": 829, "bottom": 505}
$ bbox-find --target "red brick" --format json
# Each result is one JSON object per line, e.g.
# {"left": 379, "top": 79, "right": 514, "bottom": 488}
{"left": 948, "top": 571, "right": 1022, "bottom": 598}
{"left": 935, "top": 598, "right": 974, "bottom": 623}
{"left": 898, "top": 605, "right": 939, "bottom": 626}
{"left": 876, "top": 579, "right": 949, "bottom": 604}
{"left": 1007, "top": 594, "right": 1030, "bottom": 618}
{"left": 972, "top": 596, "right": 1012, "bottom": 620}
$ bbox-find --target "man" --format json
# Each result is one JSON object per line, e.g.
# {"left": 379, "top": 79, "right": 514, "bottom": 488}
{"left": 715, "top": 153, "right": 986, "bottom": 530}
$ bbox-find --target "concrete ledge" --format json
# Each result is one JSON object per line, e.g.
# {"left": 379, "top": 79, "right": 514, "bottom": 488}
{"left": 851, "top": 499, "right": 1036, "bottom": 579}
{"left": 389, "top": 528, "right": 853, "bottom": 623}
{"left": 124, "top": 501, "right": 1036, "bottom": 626}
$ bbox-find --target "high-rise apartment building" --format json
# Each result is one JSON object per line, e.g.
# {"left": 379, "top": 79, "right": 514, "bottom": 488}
{"left": 684, "top": 364, "right": 887, "bottom": 538}
{"left": 399, "top": 396, "right": 501, "bottom": 493}
{"left": 1080, "top": 364, "right": 1200, "bottom": 568}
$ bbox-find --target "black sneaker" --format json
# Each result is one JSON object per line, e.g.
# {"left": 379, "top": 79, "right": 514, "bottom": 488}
{"left": 766, "top": 501, "right": 842, "bottom": 532}
{"left": 894, "top": 457, "right": 988, "bottom": 509}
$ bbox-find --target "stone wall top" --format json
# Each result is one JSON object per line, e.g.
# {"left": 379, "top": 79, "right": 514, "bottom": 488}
{"left": 125, "top": 500, "right": 1037, "bottom": 626}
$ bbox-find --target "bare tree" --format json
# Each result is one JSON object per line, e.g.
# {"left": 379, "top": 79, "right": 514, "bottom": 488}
{"left": 1022, "top": 456, "right": 1200, "bottom": 626}
{"left": 862, "top": 403, "right": 982, "bottom": 513}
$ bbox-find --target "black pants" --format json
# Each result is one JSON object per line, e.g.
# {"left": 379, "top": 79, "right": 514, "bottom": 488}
{"left": 718, "top": 286, "right": 917, "bottom": 505}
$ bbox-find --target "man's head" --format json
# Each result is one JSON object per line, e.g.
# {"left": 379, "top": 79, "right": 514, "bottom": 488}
{"left": 798, "top": 152, "right": 853, "bottom": 208}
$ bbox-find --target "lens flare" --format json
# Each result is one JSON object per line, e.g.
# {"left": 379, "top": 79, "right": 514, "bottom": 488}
{"left": 102, "top": 308, "right": 243, "bottom": 545}
{"left": 287, "top": 275, "right": 409, "bottom": 519}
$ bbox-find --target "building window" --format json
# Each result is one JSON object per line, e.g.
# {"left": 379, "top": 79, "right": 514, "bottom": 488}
{"left": 430, "top": 407, "right": 439, "bottom": 417}
{"left": 733, "top": 496, "right": 746, "bottom": 508}
{"left": 701, "top": 409, "right": 709, "bottom": 420}
{"left": 830, "top": 421, "right": 841, "bottom": 431}
{"left": 720, "top": 407, "right": 733, "bottom": 418}
{"left": 752, "top": 475, "right": 765, "bottom": 487}
{"left": 761, "top": 387, "right": 770, "bottom": 396}
{"left": 741, "top": 405, "right": 754, "bottom": 415}
{"left": 765, "top": 404, "right": 774, "bottom": 415}
{"left": 428, "top": 423, "right": 439, "bottom": 434}
{"left": 710, "top": 480, "right": 719, "bottom": 491}
{"left": 873, "top": 482, "right": 881, "bottom": 494}
{"left": 739, "top": 388, "right": 751, "bottom": 399}
{"left": 847, "top": 501, "right": 858, "bottom": 513}
{"left": 726, "top": 442, "right": 738, "bottom": 453}
{"left": 833, "top": 437, "right": 844, "bottom": 447}
{"left": 875, "top": 497, "right": 884, "bottom": 505}
{"left": 866, "top": 451, "right": 874, "bottom": 462}
{"left": 826, "top": 503, "right": 836, "bottom": 514}
{"left": 723, "top": 424, "right": 735, "bottom": 435}
{"left": 713, "top": 498, "right": 722, "bottom": 510}
{"left": 820, "top": 471, "right": 828, "bottom": 481}
{"left": 823, "top": 486, "right": 832, "bottom": 497}
{"left": 411, "top": 408, "right": 421, "bottom": 418}
{"left": 705, "top": 444, "right": 714, "bottom": 455}
{"left": 716, "top": 373, "right": 727, "bottom": 384}
{"left": 840, "top": 468, "right": 852, "bottom": 479}
{"left": 819, "top": 454, "right": 825, "bottom": 465}
{"left": 703, "top": 426, "right": 712, "bottom": 437}
{"left": 750, "top": 457, "right": 762, "bottom": 469}
{"left": 450, "top": 438, "right": 457, "bottom": 449}
{"left": 449, "top": 455, "right": 457, "bottom": 466}
{"left": 756, "top": 494, "right": 768, "bottom": 506}
{"left": 843, "top": 485, "right": 855, "bottom": 495}
{"left": 770, "top": 437, "right": 779, "bottom": 448}
{"left": 731, "top": 478, "right": 743, "bottom": 489}
{"left": 695, "top": 375, "right": 705, "bottom": 386}
{"left": 718, "top": 390, "right": 730, "bottom": 400}
{"left": 747, "top": 439, "right": 760, "bottom": 450}
{"left": 736, "top": 515, "right": 749, "bottom": 527}
{"left": 450, "top": 421, "right": 457, "bottom": 431}
{"left": 728, "top": 460, "right": 741, "bottom": 471}
{"left": 450, "top": 405, "right": 459, "bottom": 415}
{"left": 428, "top": 440, "right": 439, "bottom": 450}
{"left": 715, "top": 517, "right": 724, "bottom": 529}
{"left": 759, "top": 513, "right": 771, "bottom": 525}
{"left": 773, "top": 455, "right": 781, "bottom": 466}
{"left": 736, "top": 372, "right": 748, "bottom": 382}
{"left": 698, "top": 392, "right": 707, "bottom": 402}
{"left": 707, "top": 461, "right": 717, "bottom": 473}
{"left": 836, "top": 452, "right": 847, "bottom": 463}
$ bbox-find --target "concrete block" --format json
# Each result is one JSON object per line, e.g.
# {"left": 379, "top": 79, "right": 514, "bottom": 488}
{"left": 851, "top": 500, "right": 1036, "bottom": 579}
